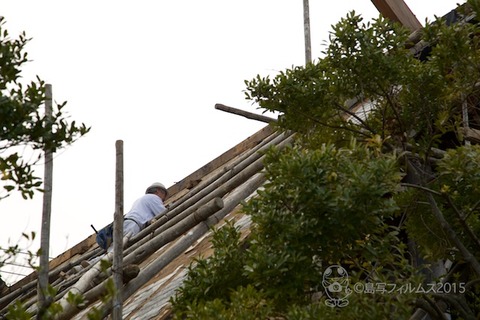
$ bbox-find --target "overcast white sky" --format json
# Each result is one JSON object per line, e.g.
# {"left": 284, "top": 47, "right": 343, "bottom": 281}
{"left": 0, "top": 0, "right": 463, "bottom": 284}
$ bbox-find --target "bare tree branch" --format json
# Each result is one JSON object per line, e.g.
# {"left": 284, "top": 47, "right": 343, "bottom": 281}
{"left": 427, "top": 192, "right": 480, "bottom": 277}
{"left": 443, "top": 195, "right": 480, "bottom": 250}
{"left": 400, "top": 183, "right": 442, "bottom": 196}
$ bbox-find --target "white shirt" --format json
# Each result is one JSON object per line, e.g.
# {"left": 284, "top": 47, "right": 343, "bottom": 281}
{"left": 124, "top": 193, "right": 167, "bottom": 228}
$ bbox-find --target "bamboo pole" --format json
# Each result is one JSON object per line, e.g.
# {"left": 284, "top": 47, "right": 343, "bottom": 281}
{"left": 100, "top": 173, "right": 265, "bottom": 318}
{"left": 23, "top": 195, "right": 223, "bottom": 319}
{"left": 55, "top": 197, "right": 225, "bottom": 320}
{"left": 1, "top": 128, "right": 280, "bottom": 310}
{"left": 406, "top": 6, "right": 475, "bottom": 55}
{"left": 161, "top": 131, "right": 284, "bottom": 214}
{"left": 55, "top": 176, "right": 128, "bottom": 317}
{"left": 156, "top": 157, "right": 264, "bottom": 230}
{"left": 9, "top": 127, "right": 276, "bottom": 300}
{"left": 122, "top": 144, "right": 275, "bottom": 268}
{"left": 166, "top": 125, "right": 274, "bottom": 197}
{"left": 123, "top": 197, "right": 224, "bottom": 266}
{"left": 22, "top": 141, "right": 128, "bottom": 318}
{"left": 165, "top": 129, "right": 280, "bottom": 212}
{"left": 0, "top": 281, "right": 37, "bottom": 312}
{"left": 125, "top": 154, "right": 264, "bottom": 256}
{"left": 112, "top": 140, "right": 124, "bottom": 320}
{"left": 0, "top": 131, "right": 293, "bottom": 318}
{"left": 56, "top": 250, "right": 112, "bottom": 317}
{"left": 124, "top": 132, "right": 292, "bottom": 256}
{"left": 3, "top": 131, "right": 293, "bottom": 318}
{"left": 38, "top": 83, "right": 53, "bottom": 312}
{"left": 0, "top": 244, "right": 107, "bottom": 314}
{"left": 31, "top": 131, "right": 284, "bottom": 312}
{"left": 214, "top": 103, "right": 277, "bottom": 123}
{"left": 127, "top": 140, "right": 264, "bottom": 255}
{"left": 141, "top": 134, "right": 289, "bottom": 250}
{"left": 18, "top": 266, "right": 81, "bottom": 316}
{"left": 303, "top": 0, "right": 312, "bottom": 64}
{"left": 3, "top": 132, "right": 293, "bottom": 318}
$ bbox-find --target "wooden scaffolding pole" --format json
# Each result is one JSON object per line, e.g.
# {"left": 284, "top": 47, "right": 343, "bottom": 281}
{"left": 37, "top": 83, "right": 53, "bottom": 311}
{"left": 112, "top": 140, "right": 124, "bottom": 319}
{"left": 303, "top": 0, "right": 312, "bottom": 64}
{"left": 370, "top": 0, "right": 422, "bottom": 32}
{"left": 214, "top": 103, "right": 277, "bottom": 123}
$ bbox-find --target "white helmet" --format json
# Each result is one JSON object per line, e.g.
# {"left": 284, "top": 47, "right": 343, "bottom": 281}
{"left": 146, "top": 182, "right": 167, "bottom": 195}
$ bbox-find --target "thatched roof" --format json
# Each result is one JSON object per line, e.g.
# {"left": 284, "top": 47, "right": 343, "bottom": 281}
{"left": 0, "top": 3, "right": 472, "bottom": 318}
{"left": 0, "top": 124, "right": 293, "bottom": 319}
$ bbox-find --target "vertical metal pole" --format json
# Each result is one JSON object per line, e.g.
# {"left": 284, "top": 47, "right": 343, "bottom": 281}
{"left": 112, "top": 140, "right": 124, "bottom": 319}
{"left": 303, "top": 0, "right": 312, "bottom": 64}
{"left": 38, "top": 84, "right": 53, "bottom": 310}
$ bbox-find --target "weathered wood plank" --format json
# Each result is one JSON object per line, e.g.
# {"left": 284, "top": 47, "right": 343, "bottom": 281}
{"left": 465, "top": 127, "right": 480, "bottom": 144}
{"left": 215, "top": 103, "right": 277, "bottom": 124}
{"left": 371, "top": 0, "right": 422, "bottom": 31}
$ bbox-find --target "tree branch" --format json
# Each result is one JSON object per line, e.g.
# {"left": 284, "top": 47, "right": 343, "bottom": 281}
{"left": 334, "top": 101, "right": 377, "bottom": 134}
{"left": 465, "top": 198, "right": 480, "bottom": 220}
{"left": 294, "top": 109, "right": 372, "bottom": 138}
{"left": 443, "top": 195, "right": 480, "bottom": 251}
{"left": 423, "top": 295, "right": 449, "bottom": 320}
{"left": 382, "top": 87, "right": 406, "bottom": 135}
{"left": 400, "top": 183, "right": 442, "bottom": 196}
{"left": 427, "top": 192, "right": 480, "bottom": 277}
{"left": 431, "top": 293, "right": 476, "bottom": 320}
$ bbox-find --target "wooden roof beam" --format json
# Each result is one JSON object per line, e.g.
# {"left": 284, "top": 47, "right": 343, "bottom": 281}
{"left": 371, "top": 0, "right": 422, "bottom": 32}
{"left": 215, "top": 103, "right": 277, "bottom": 124}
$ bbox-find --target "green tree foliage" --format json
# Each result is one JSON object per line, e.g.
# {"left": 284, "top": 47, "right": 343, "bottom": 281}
{"left": 0, "top": 17, "right": 93, "bottom": 320}
{"left": 3, "top": 255, "right": 113, "bottom": 320}
{"left": 173, "top": 1, "right": 480, "bottom": 318}
{"left": 0, "top": 17, "right": 90, "bottom": 200}
{"left": 172, "top": 144, "right": 420, "bottom": 319}
{"left": 244, "top": 144, "right": 405, "bottom": 300}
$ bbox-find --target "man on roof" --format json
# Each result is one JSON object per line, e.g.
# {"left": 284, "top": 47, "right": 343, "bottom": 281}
{"left": 123, "top": 182, "right": 168, "bottom": 238}
{"left": 94, "top": 182, "right": 169, "bottom": 252}
{"left": 82, "top": 182, "right": 169, "bottom": 269}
